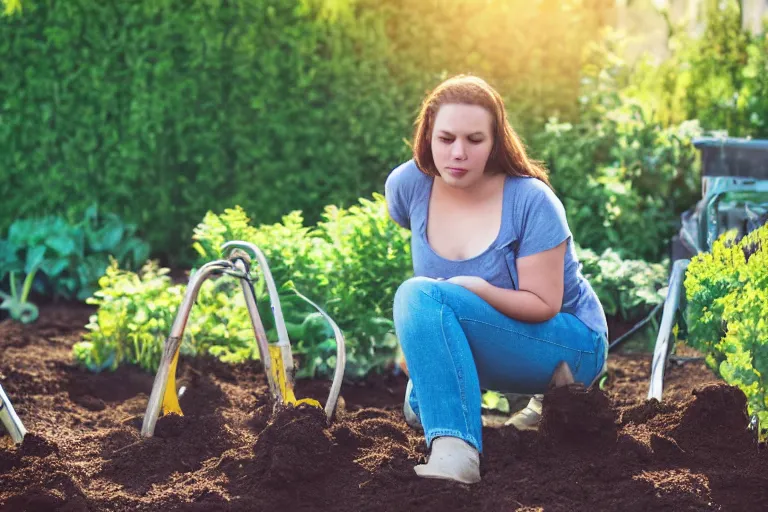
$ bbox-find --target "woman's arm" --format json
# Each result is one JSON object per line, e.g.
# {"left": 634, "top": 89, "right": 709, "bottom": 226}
{"left": 448, "top": 240, "right": 566, "bottom": 323}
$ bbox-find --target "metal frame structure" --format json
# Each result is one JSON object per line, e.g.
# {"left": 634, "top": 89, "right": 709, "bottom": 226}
{"left": 141, "top": 241, "right": 346, "bottom": 437}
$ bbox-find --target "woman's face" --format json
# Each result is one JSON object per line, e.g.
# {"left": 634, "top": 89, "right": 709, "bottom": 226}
{"left": 430, "top": 103, "right": 495, "bottom": 189}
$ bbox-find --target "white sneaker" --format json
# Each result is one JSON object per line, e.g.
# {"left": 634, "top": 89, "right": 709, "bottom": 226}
{"left": 414, "top": 436, "right": 481, "bottom": 484}
{"left": 403, "top": 379, "right": 423, "bottom": 431}
{"left": 504, "top": 394, "right": 543, "bottom": 431}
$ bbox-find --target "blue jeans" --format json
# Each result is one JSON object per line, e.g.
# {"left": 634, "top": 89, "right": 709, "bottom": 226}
{"left": 393, "top": 277, "right": 608, "bottom": 453}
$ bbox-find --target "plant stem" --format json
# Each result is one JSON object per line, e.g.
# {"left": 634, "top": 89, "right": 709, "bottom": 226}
{"left": 20, "top": 265, "right": 40, "bottom": 304}
{"left": 10, "top": 271, "right": 17, "bottom": 299}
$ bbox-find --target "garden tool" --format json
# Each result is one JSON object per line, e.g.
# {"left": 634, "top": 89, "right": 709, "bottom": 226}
{"left": 141, "top": 241, "right": 346, "bottom": 438}
{"left": 0, "top": 382, "right": 27, "bottom": 444}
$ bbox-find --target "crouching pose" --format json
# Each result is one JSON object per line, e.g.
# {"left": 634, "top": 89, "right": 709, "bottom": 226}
{"left": 385, "top": 75, "right": 608, "bottom": 484}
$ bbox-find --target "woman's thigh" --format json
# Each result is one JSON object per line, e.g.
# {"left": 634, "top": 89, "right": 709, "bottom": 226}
{"left": 426, "top": 280, "right": 605, "bottom": 395}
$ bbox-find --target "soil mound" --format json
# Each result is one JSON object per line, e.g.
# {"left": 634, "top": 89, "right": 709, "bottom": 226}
{"left": 251, "top": 403, "right": 336, "bottom": 485}
{"left": 673, "top": 383, "right": 752, "bottom": 448}
{"left": 539, "top": 384, "right": 618, "bottom": 444}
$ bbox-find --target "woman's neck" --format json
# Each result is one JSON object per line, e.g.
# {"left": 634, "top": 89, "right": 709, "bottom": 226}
{"left": 436, "top": 171, "right": 505, "bottom": 204}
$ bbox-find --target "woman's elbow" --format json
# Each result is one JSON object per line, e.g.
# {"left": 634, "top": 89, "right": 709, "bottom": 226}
{"left": 541, "top": 299, "right": 562, "bottom": 322}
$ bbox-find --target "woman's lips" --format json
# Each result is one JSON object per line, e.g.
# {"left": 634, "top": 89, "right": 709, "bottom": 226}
{"left": 446, "top": 167, "right": 468, "bottom": 178}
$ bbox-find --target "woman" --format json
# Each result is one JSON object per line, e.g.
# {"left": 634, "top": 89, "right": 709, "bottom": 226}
{"left": 385, "top": 75, "right": 608, "bottom": 484}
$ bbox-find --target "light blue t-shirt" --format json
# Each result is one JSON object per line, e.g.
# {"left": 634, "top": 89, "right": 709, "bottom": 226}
{"left": 385, "top": 159, "right": 608, "bottom": 336}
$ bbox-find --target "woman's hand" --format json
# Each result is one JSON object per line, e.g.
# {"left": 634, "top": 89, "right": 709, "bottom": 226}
{"left": 444, "top": 276, "right": 489, "bottom": 294}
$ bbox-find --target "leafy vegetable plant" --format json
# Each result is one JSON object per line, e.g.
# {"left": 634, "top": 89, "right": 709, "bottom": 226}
{"left": 0, "top": 205, "right": 149, "bottom": 310}
{"left": 685, "top": 224, "right": 768, "bottom": 432}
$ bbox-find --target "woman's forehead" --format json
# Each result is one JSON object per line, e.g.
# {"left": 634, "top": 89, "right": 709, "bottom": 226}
{"left": 434, "top": 104, "right": 492, "bottom": 133}
{"left": 435, "top": 103, "right": 492, "bottom": 131}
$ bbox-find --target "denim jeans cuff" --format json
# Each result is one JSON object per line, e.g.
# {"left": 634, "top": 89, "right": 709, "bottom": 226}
{"left": 425, "top": 428, "right": 482, "bottom": 454}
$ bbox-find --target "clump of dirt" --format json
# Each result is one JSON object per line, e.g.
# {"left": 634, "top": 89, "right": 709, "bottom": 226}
{"left": 251, "top": 403, "right": 336, "bottom": 485}
{"left": 154, "top": 412, "right": 187, "bottom": 438}
{"left": 674, "top": 384, "right": 751, "bottom": 446}
{"left": 539, "top": 384, "right": 618, "bottom": 444}
{"left": 619, "top": 397, "right": 676, "bottom": 426}
{"left": 18, "top": 433, "right": 59, "bottom": 458}
{"left": 2, "top": 305, "right": 768, "bottom": 511}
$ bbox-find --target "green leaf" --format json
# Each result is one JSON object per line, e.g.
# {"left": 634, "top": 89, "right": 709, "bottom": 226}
{"left": 40, "top": 258, "right": 69, "bottom": 278}
{"left": 0, "top": 240, "right": 22, "bottom": 279}
{"left": 25, "top": 245, "right": 46, "bottom": 274}
{"left": 47, "top": 234, "right": 77, "bottom": 257}
{"left": 481, "top": 391, "right": 510, "bottom": 413}
{"left": 88, "top": 223, "right": 125, "bottom": 253}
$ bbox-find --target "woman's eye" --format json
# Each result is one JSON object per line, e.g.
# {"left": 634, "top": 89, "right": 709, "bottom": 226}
{"left": 439, "top": 137, "right": 453, "bottom": 143}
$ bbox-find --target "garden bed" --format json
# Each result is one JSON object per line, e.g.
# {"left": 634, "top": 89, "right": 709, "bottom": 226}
{"left": 1, "top": 304, "right": 767, "bottom": 511}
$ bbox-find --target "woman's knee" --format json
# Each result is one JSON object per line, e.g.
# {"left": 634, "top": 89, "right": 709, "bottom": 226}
{"left": 395, "top": 277, "right": 438, "bottom": 307}
{"left": 393, "top": 277, "right": 442, "bottom": 323}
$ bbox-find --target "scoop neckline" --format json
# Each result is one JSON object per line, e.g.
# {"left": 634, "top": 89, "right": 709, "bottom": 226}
{"left": 421, "top": 174, "right": 509, "bottom": 263}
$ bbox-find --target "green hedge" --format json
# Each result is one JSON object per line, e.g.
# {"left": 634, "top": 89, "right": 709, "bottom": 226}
{"left": 0, "top": 0, "right": 611, "bottom": 265}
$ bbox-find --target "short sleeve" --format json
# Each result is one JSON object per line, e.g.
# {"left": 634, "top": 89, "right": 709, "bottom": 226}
{"left": 517, "top": 180, "right": 571, "bottom": 258}
{"left": 384, "top": 160, "right": 416, "bottom": 230}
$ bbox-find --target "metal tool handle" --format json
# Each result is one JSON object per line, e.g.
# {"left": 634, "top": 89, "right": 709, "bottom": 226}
{"left": 222, "top": 241, "right": 293, "bottom": 378}
{"left": 233, "top": 258, "right": 282, "bottom": 402}
{"left": 290, "top": 288, "right": 347, "bottom": 421}
{"left": 141, "top": 260, "right": 236, "bottom": 437}
{"left": 0, "top": 382, "right": 27, "bottom": 444}
{"left": 223, "top": 241, "right": 347, "bottom": 421}
{"left": 648, "top": 259, "right": 690, "bottom": 401}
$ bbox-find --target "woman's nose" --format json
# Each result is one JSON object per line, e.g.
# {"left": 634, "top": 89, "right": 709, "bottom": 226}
{"left": 451, "top": 140, "right": 467, "bottom": 160}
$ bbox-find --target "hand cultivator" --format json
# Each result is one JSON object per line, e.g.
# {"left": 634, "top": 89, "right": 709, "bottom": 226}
{"left": 0, "top": 382, "right": 27, "bottom": 444}
{"left": 141, "top": 241, "right": 346, "bottom": 438}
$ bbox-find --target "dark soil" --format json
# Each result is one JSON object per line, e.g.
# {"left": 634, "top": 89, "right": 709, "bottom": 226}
{"left": 1, "top": 304, "right": 766, "bottom": 511}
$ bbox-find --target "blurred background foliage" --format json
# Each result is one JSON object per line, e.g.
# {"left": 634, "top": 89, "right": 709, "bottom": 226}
{"left": 1, "top": 0, "right": 767, "bottom": 293}
{"left": 4, "top": 0, "right": 745, "bottom": 266}
{"left": 3, "top": 0, "right": 768, "bottom": 385}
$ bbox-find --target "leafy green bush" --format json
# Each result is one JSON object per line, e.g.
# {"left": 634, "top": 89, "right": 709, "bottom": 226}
{"left": 192, "top": 195, "right": 413, "bottom": 377}
{"left": 0, "top": 205, "right": 149, "bottom": 304}
{"left": 191, "top": 208, "right": 320, "bottom": 297}
{"left": 685, "top": 224, "right": 768, "bottom": 428}
{"left": 531, "top": 31, "right": 704, "bottom": 264}
{"left": 576, "top": 245, "right": 668, "bottom": 321}
{"left": 76, "top": 194, "right": 412, "bottom": 378}
{"left": 74, "top": 259, "right": 256, "bottom": 373}
{"left": 536, "top": 97, "right": 701, "bottom": 262}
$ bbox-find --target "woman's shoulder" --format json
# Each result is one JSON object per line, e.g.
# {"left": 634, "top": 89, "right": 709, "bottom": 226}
{"left": 386, "top": 159, "right": 429, "bottom": 189}
{"left": 385, "top": 159, "right": 430, "bottom": 204}
{"left": 384, "top": 159, "right": 430, "bottom": 230}
{"left": 506, "top": 175, "right": 560, "bottom": 205}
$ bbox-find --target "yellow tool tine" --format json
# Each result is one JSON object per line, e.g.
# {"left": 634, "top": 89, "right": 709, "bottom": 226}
{"left": 268, "top": 345, "right": 321, "bottom": 409}
{"left": 162, "top": 350, "right": 183, "bottom": 416}
{"left": 294, "top": 397, "right": 322, "bottom": 408}
{"left": 269, "top": 345, "right": 296, "bottom": 403}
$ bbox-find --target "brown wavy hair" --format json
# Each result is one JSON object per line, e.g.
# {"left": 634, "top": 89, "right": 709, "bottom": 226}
{"left": 412, "top": 75, "right": 551, "bottom": 188}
